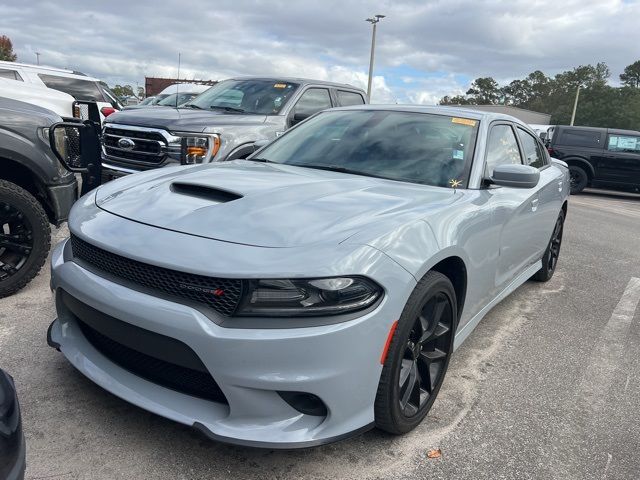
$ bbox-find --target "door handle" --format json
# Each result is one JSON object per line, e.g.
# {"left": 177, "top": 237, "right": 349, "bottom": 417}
{"left": 531, "top": 198, "right": 539, "bottom": 212}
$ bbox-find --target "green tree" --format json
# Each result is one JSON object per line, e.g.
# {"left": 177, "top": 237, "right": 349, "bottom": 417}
{"left": 466, "top": 77, "right": 501, "bottom": 104}
{"left": 110, "top": 84, "right": 135, "bottom": 99}
{"left": 620, "top": 60, "right": 640, "bottom": 88}
{"left": 439, "top": 94, "right": 473, "bottom": 105}
{"left": 0, "top": 35, "right": 17, "bottom": 61}
{"left": 137, "top": 86, "right": 145, "bottom": 99}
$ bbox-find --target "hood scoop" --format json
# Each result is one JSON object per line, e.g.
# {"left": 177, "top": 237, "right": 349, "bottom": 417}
{"left": 170, "top": 182, "right": 243, "bottom": 203}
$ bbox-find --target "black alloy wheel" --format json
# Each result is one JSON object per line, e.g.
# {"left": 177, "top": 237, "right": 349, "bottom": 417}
{"left": 532, "top": 210, "right": 565, "bottom": 282}
{"left": 398, "top": 292, "right": 453, "bottom": 417}
{"left": 568, "top": 166, "right": 588, "bottom": 194}
{"left": 0, "top": 180, "right": 50, "bottom": 298}
{"left": 375, "top": 271, "right": 457, "bottom": 434}
{"left": 0, "top": 203, "right": 34, "bottom": 280}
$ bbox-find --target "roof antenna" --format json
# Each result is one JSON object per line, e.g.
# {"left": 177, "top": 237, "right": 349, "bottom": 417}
{"left": 176, "top": 52, "right": 181, "bottom": 108}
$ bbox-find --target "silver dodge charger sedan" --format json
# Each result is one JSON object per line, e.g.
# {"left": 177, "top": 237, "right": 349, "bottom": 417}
{"left": 48, "top": 105, "right": 569, "bottom": 448}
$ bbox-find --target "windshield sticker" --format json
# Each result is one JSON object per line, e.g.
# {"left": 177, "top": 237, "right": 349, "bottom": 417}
{"left": 452, "top": 117, "right": 477, "bottom": 127}
{"left": 449, "top": 179, "right": 463, "bottom": 188}
{"left": 452, "top": 149, "right": 464, "bottom": 160}
{"left": 274, "top": 83, "right": 287, "bottom": 88}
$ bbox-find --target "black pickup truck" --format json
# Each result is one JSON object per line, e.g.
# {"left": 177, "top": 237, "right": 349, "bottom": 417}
{"left": 0, "top": 97, "right": 100, "bottom": 297}
{"left": 547, "top": 125, "right": 640, "bottom": 194}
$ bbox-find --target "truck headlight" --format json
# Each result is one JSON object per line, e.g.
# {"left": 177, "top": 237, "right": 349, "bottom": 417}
{"left": 167, "top": 133, "right": 221, "bottom": 164}
{"left": 236, "top": 276, "right": 383, "bottom": 317}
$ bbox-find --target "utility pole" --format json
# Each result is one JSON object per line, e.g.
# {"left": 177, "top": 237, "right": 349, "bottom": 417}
{"left": 365, "top": 14, "right": 385, "bottom": 101}
{"left": 570, "top": 86, "right": 580, "bottom": 126}
{"left": 35, "top": 52, "right": 41, "bottom": 65}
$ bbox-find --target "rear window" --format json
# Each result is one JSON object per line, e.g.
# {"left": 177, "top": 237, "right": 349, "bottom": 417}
{"left": 38, "top": 74, "right": 105, "bottom": 102}
{"left": 0, "top": 68, "right": 23, "bottom": 81}
{"left": 337, "top": 90, "right": 365, "bottom": 106}
{"left": 557, "top": 129, "right": 602, "bottom": 148}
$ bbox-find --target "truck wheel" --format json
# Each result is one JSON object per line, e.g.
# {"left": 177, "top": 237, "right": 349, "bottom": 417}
{"left": 0, "top": 180, "right": 51, "bottom": 298}
{"left": 568, "top": 165, "right": 588, "bottom": 194}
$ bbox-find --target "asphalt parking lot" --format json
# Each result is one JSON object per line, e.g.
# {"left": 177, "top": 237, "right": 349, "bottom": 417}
{"left": 1, "top": 189, "right": 639, "bottom": 480}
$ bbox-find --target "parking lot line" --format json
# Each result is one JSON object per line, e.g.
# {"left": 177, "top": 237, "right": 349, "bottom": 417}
{"left": 577, "top": 276, "right": 640, "bottom": 411}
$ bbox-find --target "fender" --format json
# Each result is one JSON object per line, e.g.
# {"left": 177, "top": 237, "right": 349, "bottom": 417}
{"left": 0, "top": 127, "right": 60, "bottom": 186}
{"left": 562, "top": 156, "right": 595, "bottom": 177}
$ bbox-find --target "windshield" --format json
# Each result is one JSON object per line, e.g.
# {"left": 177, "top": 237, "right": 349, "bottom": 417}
{"left": 157, "top": 92, "right": 198, "bottom": 106}
{"left": 187, "top": 79, "right": 299, "bottom": 114}
{"left": 138, "top": 96, "right": 156, "bottom": 105}
{"left": 254, "top": 110, "right": 479, "bottom": 188}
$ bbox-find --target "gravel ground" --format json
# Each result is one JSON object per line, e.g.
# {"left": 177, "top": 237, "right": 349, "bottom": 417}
{"left": 1, "top": 189, "right": 639, "bottom": 480}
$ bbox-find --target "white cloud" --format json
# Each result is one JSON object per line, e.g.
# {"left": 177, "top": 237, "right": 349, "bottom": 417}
{"left": 2, "top": 0, "right": 639, "bottom": 104}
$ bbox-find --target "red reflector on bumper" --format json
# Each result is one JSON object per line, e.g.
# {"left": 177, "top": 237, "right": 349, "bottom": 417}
{"left": 380, "top": 320, "right": 398, "bottom": 365}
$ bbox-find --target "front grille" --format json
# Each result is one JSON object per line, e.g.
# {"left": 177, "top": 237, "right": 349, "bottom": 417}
{"left": 70, "top": 235, "right": 243, "bottom": 316}
{"left": 103, "top": 126, "right": 167, "bottom": 165}
{"left": 66, "top": 294, "right": 228, "bottom": 404}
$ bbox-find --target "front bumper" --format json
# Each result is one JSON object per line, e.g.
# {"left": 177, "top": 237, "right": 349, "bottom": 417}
{"left": 49, "top": 237, "right": 415, "bottom": 447}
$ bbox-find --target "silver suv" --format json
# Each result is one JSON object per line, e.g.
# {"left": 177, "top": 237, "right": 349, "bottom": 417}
{"left": 101, "top": 77, "right": 367, "bottom": 180}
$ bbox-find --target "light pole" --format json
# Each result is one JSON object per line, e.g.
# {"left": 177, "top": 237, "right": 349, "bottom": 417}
{"left": 35, "top": 52, "right": 41, "bottom": 65}
{"left": 570, "top": 85, "right": 580, "bottom": 126}
{"left": 365, "top": 14, "right": 385, "bottom": 101}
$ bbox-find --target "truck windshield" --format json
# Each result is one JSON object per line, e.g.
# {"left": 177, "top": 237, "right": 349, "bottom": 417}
{"left": 253, "top": 110, "right": 480, "bottom": 188}
{"left": 186, "top": 79, "right": 299, "bottom": 115}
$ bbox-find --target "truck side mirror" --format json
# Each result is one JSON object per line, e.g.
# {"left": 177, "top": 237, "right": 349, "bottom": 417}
{"left": 49, "top": 120, "right": 102, "bottom": 194}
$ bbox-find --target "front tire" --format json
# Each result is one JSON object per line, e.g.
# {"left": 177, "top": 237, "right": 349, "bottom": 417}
{"left": 375, "top": 271, "right": 457, "bottom": 434}
{"left": 0, "top": 180, "right": 51, "bottom": 298}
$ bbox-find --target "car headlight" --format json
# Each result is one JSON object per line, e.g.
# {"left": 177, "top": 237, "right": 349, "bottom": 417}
{"left": 40, "top": 127, "right": 73, "bottom": 177}
{"left": 236, "top": 276, "right": 383, "bottom": 317}
{"left": 167, "top": 133, "right": 221, "bottom": 165}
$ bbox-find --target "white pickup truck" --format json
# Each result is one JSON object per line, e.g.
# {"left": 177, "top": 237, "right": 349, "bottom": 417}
{"left": 0, "top": 77, "right": 77, "bottom": 117}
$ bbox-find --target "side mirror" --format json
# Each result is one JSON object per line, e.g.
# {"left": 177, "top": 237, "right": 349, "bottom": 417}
{"left": 252, "top": 138, "right": 270, "bottom": 152}
{"left": 49, "top": 120, "right": 103, "bottom": 194}
{"left": 291, "top": 110, "right": 311, "bottom": 125}
{"left": 490, "top": 164, "right": 540, "bottom": 189}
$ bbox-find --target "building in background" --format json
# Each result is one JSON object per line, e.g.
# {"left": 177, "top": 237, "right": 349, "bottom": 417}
{"left": 444, "top": 105, "right": 551, "bottom": 125}
{"left": 144, "top": 77, "right": 217, "bottom": 96}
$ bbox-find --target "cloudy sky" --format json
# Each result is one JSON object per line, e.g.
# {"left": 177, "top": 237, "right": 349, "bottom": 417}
{"left": 2, "top": 0, "right": 639, "bottom": 103}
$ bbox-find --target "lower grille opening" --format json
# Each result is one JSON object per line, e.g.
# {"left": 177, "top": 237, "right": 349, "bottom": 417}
{"left": 62, "top": 291, "right": 228, "bottom": 404}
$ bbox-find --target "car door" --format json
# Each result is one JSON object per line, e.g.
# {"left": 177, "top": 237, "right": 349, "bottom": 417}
{"left": 287, "top": 87, "right": 333, "bottom": 127}
{"left": 483, "top": 123, "right": 548, "bottom": 290}
{"left": 597, "top": 132, "right": 640, "bottom": 186}
{"left": 516, "top": 126, "right": 562, "bottom": 256}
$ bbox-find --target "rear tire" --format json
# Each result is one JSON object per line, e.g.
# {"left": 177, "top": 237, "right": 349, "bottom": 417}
{"left": 532, "top": 210, "right": 565, "bottom": 282}
{"left": 0, "top": 180, "right": 51, "bottom": 298}
{"left": 375, "top": 271, "right": 457, "bottom": 434}
{"left": 568, "top": 165, "right": 588, "bottom": 194}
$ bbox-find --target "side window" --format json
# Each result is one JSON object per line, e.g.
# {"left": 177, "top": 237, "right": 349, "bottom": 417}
{"left": 38, "top": 74, "right": 105, "bottom": 102}
{"left": 0, "top": 68, "right": 23, "bottom": 81}
{"left": 292, "top": 88, "right": 332, "bottom": 118}
{"left": 485, "top": 124, "right": 522, "bottom": 177}
{"left": 517, "top": 127, "right": 547, "bottom": 168}
{"left": 558, "top": 129, "right": 602, "bottom": 148}
{"left": 337, "top": 90, "right": 365, "bottom": 106}
{"left": 607, "top": 134, "right": 640, "bottom": 154}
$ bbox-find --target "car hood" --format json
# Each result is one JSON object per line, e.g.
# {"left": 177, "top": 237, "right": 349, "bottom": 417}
{"left": 95, "top": 161, "right": 457, "bottom": 248}
{"left": 105, "top": 108, "right": 268, "bottom": 132}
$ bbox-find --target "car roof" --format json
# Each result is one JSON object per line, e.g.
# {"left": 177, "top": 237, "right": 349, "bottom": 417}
{"left": 0, "top": 60, "right": 100, "bottom": 82}
{"left": 555, "top": 124, "right": 640, "bottom": 136}
{"left": 326, "top": 104, "right": 531, "bottom": 124}
{"left": 225, "top": 76, "right": 365, "bottom": 93}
